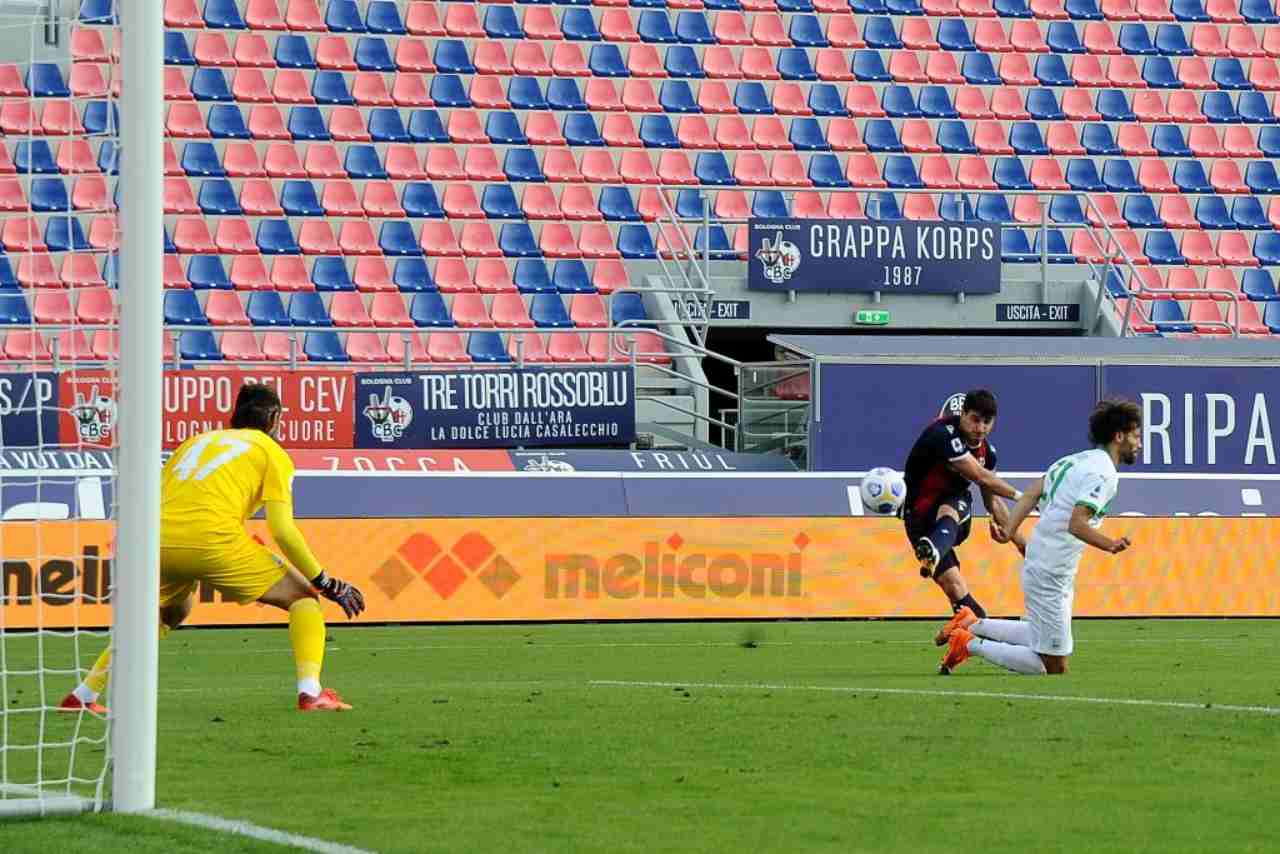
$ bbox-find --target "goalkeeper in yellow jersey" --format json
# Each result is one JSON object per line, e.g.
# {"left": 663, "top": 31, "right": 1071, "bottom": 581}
{"left": 61, "top": 383, "right": 365, "bottom": 714}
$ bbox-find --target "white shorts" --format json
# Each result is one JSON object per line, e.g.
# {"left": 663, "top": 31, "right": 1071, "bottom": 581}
{"left": 1020, "top": 561, "right": 1075, "bottom": 656}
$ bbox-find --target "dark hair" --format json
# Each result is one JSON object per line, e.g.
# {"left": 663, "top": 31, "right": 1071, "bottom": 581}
{"left": 962, "top": 389, "right": 998, "bottom": 420}
{"left": 230, "top": 383, "right": 281, "bottom": 432}
{"left": 1089, "top": 398, "right": 1142, "bottom": 446}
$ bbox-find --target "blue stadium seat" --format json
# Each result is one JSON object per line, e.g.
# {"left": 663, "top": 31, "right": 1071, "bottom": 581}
{"left": 165, "top": 228, "right": 176, "bottom": 254}
{"left": 1246, "top": 161, "right": 1280, "bottom": 194}
{"left": 1153, "top": 125, "right": 1192, "bottom": 156}
{"left": 311, "top": 70, "right": 354, "bottom": 105}
{"left": 938, "top": 19, "right": 976, "bottom": 51}
{"left": 289, "top": 292, "right": 332, "bottom": 327}
{"left": 1141, "top": 57, "right": 1182, "bottom": 89}
{"left": 612, "top": 293, "right": 648, "bottom": 326}
{"left": 1257, "top": 233, "right": 1280, "bottom": 266}
{"left": 1238, "top": 92, "right": 1276, "bottom": 124}
{"left": 356, "top": 38, "right": 396, "bottom": 72}
{"left": 939, "top": 194, "right": 975, "bottom": 222}
{"left": 509, "top": 77, "right": 548, "bottom": 111}
{"left": 434, "top": 40, "right": 475, "bottom": 75}
{"left": 1231, "top": 197, "right": 1270, "bottom": 230}
{"left": 500, "top": 223, "right": 541, "bottom": 257}
{"left": 659, "top": 80, "right": 698, "bottom": 112}
{"left": 1243, "top": 269, "right": 1278, "bottom": 300}
{"left": 530, "top": 294, "right": 574, "bottom": 328}
{"left": 548, "top": 78, "right": 588, "bottom": 111}
{"left": 808, "top": 84, "right": 847, "bottom": 116}
{"left": 734, "top": 82, "right": 773, "bottom": 114}
{"left": 1144, "top": 231, "right": 1186, "bottom": 264}
{"left": 408, "top": 110, "right": 448, "bottom": 143}
{"left": 1011, "top": 122, "right": 1049, "bottom": 155}
{"left": 326, "top": 0, "right": 364, "bottom": 31}
{"left": 0, "top": 257, "right": 17, "bottom": 289}
{"left": 600, "top": 187, "right": 641, "bottom": 221}
{"left": 274, "top": 35, "right": 315, "bottom": 69}
{"left": 637, "top": 10, "right": 675, "bottom": 42}
{"left": 181, "top": 142, "right": 224, "bottom": 177}
{"left": 288, "top": 106, "right": 329, "bottom": 140}
{"left": 1171, "top": 0, "right": 1209, "bottom": 20}
{"left": 938, "top": 121, "right": 977, "bottom": 153}
{"left": 310, "top": 257, "right": 353, "bottom": 292}
{"left": 1047, "top": 22, "right": 1085, "bottom": 53}
{"left": 403, "top": 184, "right": 444, "bottom": 218}
{"left": 550, "top": 261, "right": 592, "bottom": 294}
{"left": 1066, "top": 0, "right": 1103, "bottom": 17}
{"left": 281, "top": 181, "right": 323, "bottom": 217}
{"left": 590, "top": 44, "right": 628, "bottom": 77}
{"left": 781, "top": 0, "right": 818, "bottom": 10}
{"left": 864, "top": 119, "right": 904, "bottom": 151}
{"left": 487, "top": 112, "right": 528, "bottom": 146}
{"left": 1048, "top": 195, "right": 1086, "bottom": 225}
{"left": 1101, "top": 270, "right": 1130, "bottom": 299}
{"left": 430, "top": 74, "right": 470, "bottom": 108}
{"left": 1202, "top": 92, "right": 1240, "bottom": 123}
{"left": 664, "top": 46, "right": 704, "bottom": 78}
{"left": 779, "top": 49, "right": 818, "bottom": 81}
{"left": 695, "top": 152, "right": 735, "bottom": 185}
{"left": 1033, "top": 229, "right": 1074, "bottom": 263}
{"left": 1097, "top": 90, "right": 1136, "bottom": 122}
{"left": 618, "top": 225, "right": 658, "bottom": 259}
{"left": 1103, "top": 159, "right": 1142, "bottom": 192}
{"left": 93, "top": 140, "right": 122, "bottom": 175}
{"left": 27, "top": 63, "right": 69, "bottom": 97}
{"left": 1195, "top": 196, "right": 1233, "bottom": 230}
{"left": 410, "top": 292, "right": 452, "bottom": 326}
{"left": 863, "top": 17, "right": 904, "bottom": 49}
{"left": 853, "top": 49, "right": 892, "bottom": 81}
{"left": 677, "top": 11, "right": 717, "bottom": 43}
{"left": 186, "top": 255, "right": 231, "bottom": 289}
{"left": 1119, "top": 23, "right": 1157, "bottom": 54}
{"left": 1036, "top": 54, "right": 1074, "bottom": 86}
{"left": 1082, "top": 123, "right": 1121, "bottom": 155}
{"left": 482, "top": 185, "right": 523, "bottom": 220}
{"left": 808, "top": 154, "right": 850, "bottom": 187}
{"left": 781, "top": 16, "right": 824, "bottom": 47}
{"left": 166, "top": 31, "right": 194, "bottom": 65}
{"left": 993, "top": 158, "right": 1033, "bottom": 190}
{"left": 197, "top": 179, "right": 240, "bottom": 215}
{"left": 751, "top": 190, "right": 789, "bottom": 218}
{"left": 1002, "top": 229, "right": 1036, "bottom": 262}
{"left": 1150, "top": 302, "right": 1193, "bottom": 333}
{"left": 516, "top": 260, "right": 556, "bottom": 294}
{"left": 379, "top": 221, "right": 421, "bottom": 256}
{"left": 1122, "top": 195, "right": 1163, "bottom": 227}
{"left": 962, "top": 52, "right": 1001, "bottom": 85}
{"left": 1066, "top": 159, "right": 1104, "bottom": 191}
{"left": 395, "top": 258, "right": 436, "bottom": 293}
{"left": 1027, "top": 88, "right": 1065, "bottom": 121}
{"left": 852, "top": 0, "right": 888, "bottom": 11}
{"left": 180, "top": 331, "right": 223, "bottom": 361}
{"left": 467, "top": 332, "right": 512, "bottom": 364}
{"left": 366, "top": 0, "right": 406, "bottom": 33}
{"left": 204, "top": 0, "right": 245, "bottom": 27}
{"left": 1259, "top": 127, "right": 1280, "bottom": 157}
{"left": 208, "top": 104, "right": 250, "bottom": 140}
{"left": 1266, "top": 302, "right": 1280, "bottom": 331}
{"left": 1213, "top": 59, "right": 1250, "bottom": 90}
{"left": 304, "top": 332, "right": 348, "bottom": 362}
{"left": 1243, "top": 0, "right": 1280, "bottom": 22}
{"left": 344, "top": 145, "right": 386, "bottom": 180}
{"left": 884, "top": 155, "right": 924, "bottom": 189}
{"left": 485, "top": 6, "right": 524, "bottom": 38}
{"left": 79, "top": 0, "right": 116, "bottom": 23}
{"left": 564, "top": 113, "right": 604, "bottom": 147}
{"left": 919, "top": 86, "right": 958, "bottom": 119}
{"left": 0, "top": 293, "right": 31, "bottom": 325}
{"left": 639, "top": 115, "right": 678, "bottom": 148}
{"left": 101, "top": 255, "right": 120, "bottom": 288}
{"left": 995, "top": 0, "right": 1033, "bottom": 15}
{"left": 30, "top": 178, "right": 69, "bottom": 212}
{"left": 45, "top": 216, "right": 90, "bottom": 252}
{"left": 165, "top": 289, "right": 207, "bottom": 325}
{"left": 256, "top": 220, "right": 301, "bottom": 254}
{"left": 1173, "top": 161, "right": 1212, "bottom": 193}
{"left": 882, "top": 85, "right": 920, "bottom": 118}
{"left": 84, "top": 100, "right": 120, "bottom": 135}
{"left": 1153, "top": 23, "right": 1193, "bottom": 55}
{"left": 867, "top": 191, "right": 901, "bottom": 220}
{"left": 789, "top": 117, "right": 829, "bottom": 150}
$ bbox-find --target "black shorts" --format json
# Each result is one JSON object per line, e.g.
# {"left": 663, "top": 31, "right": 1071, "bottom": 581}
{"left": 903, "top": 495, "right": 973, "bottom": 578}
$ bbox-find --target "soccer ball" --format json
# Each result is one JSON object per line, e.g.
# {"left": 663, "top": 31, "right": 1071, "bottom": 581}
{"left": 860, "top": 467, "right": 906, "bottom": 516}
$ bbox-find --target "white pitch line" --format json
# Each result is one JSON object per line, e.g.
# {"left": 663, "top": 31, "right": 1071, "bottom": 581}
{"left": 590, "top": 679, "right": 1280, "bottom": 717}
{"left": 146, "top": 809, "right": 376, "bottom": 854}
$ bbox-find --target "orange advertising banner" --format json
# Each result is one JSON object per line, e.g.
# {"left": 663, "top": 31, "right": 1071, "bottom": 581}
{"left": 4, "top": 517, "right": 1280, "bottom": 629}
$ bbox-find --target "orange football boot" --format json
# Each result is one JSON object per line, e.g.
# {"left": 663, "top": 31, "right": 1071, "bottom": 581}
{"left": 939, "top": 627, "right": 974, "bottom": 675}
{"left": 298, "top": 688, "right": 353, "bottom": 712}
{"left": 934, "top": 605, "right": 978, "bottom": 647}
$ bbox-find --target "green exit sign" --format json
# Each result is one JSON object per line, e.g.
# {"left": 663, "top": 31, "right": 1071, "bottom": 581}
{"left": 855, "top": 310, "right": 891, "bottom": 326}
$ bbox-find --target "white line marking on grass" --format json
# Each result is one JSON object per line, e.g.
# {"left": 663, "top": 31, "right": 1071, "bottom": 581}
{"left": 590, "top": 680, "right": 1280, "bottom": 717}
{"left": 145, "top": 809, "right": 376, "bottom": 854}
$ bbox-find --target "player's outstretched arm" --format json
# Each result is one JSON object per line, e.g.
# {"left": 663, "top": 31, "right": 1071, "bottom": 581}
{"left": 265, "top": 502, "right": 366, "bottom": 619}
{"left": 950, "top": 454, "right": 1020, "bottom": 500}
{"left": 983, "top": 491, "right": 1027, "bottom": 553}
{"left": 1003, "top": 477, "right": 1044, "bottom": 538}
{"left": 1067, "top": 504, "right": 1131, "bottom": 554}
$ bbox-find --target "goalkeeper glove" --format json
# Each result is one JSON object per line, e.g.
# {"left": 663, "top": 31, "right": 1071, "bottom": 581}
{"left": 311, "top": 571, "right": 366, "bottom": 619}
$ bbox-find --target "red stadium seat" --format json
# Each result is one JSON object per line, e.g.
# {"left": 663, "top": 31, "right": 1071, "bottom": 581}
{"left": 1062, "top": 89, "right": 1101, "bottom": 120}
{"left": 205, "top": 291, "right": 249, "bottom": 327}
{"left": 698, "top": 81, "right": 735, "bottom": 113}
{"left": 18, "top": 255, "right": 60, "bottom": 288}
{"left": 551, "top": 43, "right": 590, "bottom": 77}
{"left": 1010, "top": 21, "right": 1049, "bottom": 52}
{"left": 846, "top": 154, "right": 887, "bottom": 188}
{"left": 677, "top": 116, "right": 715, "bottom": 149}
{"left": 585, "top": 78, "right": 623, "bottom": 111}
{"left": 992, "top": 88, "right": 1032, "bottom": 119}
{"left": 975, "top": 21, "right": 1012, "bottom": 52}
{"left": 1217, "top": 232, "right": 1257, "bottom": 267}
{"left": 506, "top": 332, "right": 550, "bottom": 364}
{"left": 1030, "top": 158, "right": 1069, "bottom": 190}
{"left": 1087, "top": 194, "right": 1125, "bottom": 228}
{"left": 751, "top": 14, "right": 789, "bottom": 46}
{"left": 270, "top": 257, "right": 312, "bottom": 292}
{"left": 513, "top": 42, "right": 552, "bottom": 76}
{"left": 353, "top": 257, "right": 395, "bottom": 293}
{"left": 827, "top": 118, "right": 866, "bottom": 150}
{"left": 714, "top": 190, "right": 749, "bottom": 219}
{"left": 793, "top": 191, "right": 828, "bottom": 217}
{"left": 1000, "top": 53, "right": 1036, "bottom": 85}
{"left": 889, "top": 51, "right": 929, "bottom": 83}
{"left": 1168, "top": 90, "right": 1207, "bottom": 122}
{"left": 1138, "top": 160, "right": 1178, "bottom": 192}
{"left": 579, "top": 223, "right": 620, "bottom": 259}
{"left": 1249, "top": 58, "right": 1280, "bottom": 90}
{"left": 581, "top": 150, "right": 621, "bottom": 183}
{"left": 1210, "top": 161, "right": 1248, "bottom": 194}
{"left": 620, "top": 151, "right": 659, "bottom": 184}
{"left": 846, "top": 84, "right": 885, "bottom": 117}
{"left": 61, "top": 254, "right": 105, "bottom": 287}
{"left": 927, "top": 52, "right": 965, "bottom": 84}
{"left": 285, "top": 0, "right": 326, "bottom": 30}
{"left": 1032, "top": 0, "right": 1068, "bottom": 16}
{"left": 460, "top": 222, "right": 502, "bottom": 258}
{"left": 1158, "top": 195, "right": 1197, "bottom": 228}
{"left": 443, "top": 184, "right": 483, "bottom": 220}
{"left": 546, "top": 332, "right": 591, "bottom": 363}
{"left": 559, "top": 186, "right": 601, "bottom": 221}
{"left": 230, "top": 255, "right": 272, "bottom": 291}
{"left": 544, "top": 150, "right": 583, "bottom": 183}
{"left": 628, "top": 44, "right": 665, "bottom": 78}
{"left": 1191, "top": 25, "right": 1229, "bottom": 57}
{"left": 1178, "top": 57, "right": 1214, "bottom": 90}
{"left": 527, "top": 114, "right": 566, "bottom": 147}
{"left": 491, "top": 293, "right": 534, "bottom": 328}
{"left": 1189, "top": 126, "right": 1227, "bottom": 157}
{"left": 957, "top": 156, "right": 996, "bottom": 189}
{"left": 1108, "top": 56, "right": 1145, "bottom": 88}
{"left": 405, "top": 1, "right": 445, "bottom": 36}
{"left": 473, "top": 259, "right": 516, "bottom": 294}
{"left": 76, "top": 288, "right": 116, "bottom": 324}
{"left": 902, "top": 119, "right": 941, "bottom": 153}
{"left": 734, "top": 152, "right": 772, "bottom": 186}
{"left": 432, "top": 258, "right": 474, "bottom": 293}
{"left": 902, "top": 19, "right": 940, "bottom": 50}
{"left": 541, "top": 223, "right": 580, "bottom": 258}
{"left": 827, "top": 15, "right": 865, "bottom": 48}
{"left": 248, "top": 105, "right": 290, "bottom": 139}
{"left": 1224, "top": 126, "right": 1261, "bottom": 157}
{"left": 1071, "top": 54, "right": 1106, "bottom": 87}
{"left": 714, "top": 12, "right": 752, "bottom": 44}
{"left": 421, "top": 222, "right": 462, "bottom": 257}
{"left": 741, "top": 47, "right": 781, "bottom": 80}
{"left": 1133, "top": 92, "right": 1169, "bottom": 122}
{"left": 234, "top": 33, "right": 273, "bottom": 66}
{"left": 316, "top": 36, "right": 357, "bottom": 71}
{"left": 1182, "top": 231, "right": 1222, "bottom": 265}
{"left": 215, "top": 218, "right": 257, "bottom": 254}
{"left": 353, "top": 72, "right": 393, "bottom": 107}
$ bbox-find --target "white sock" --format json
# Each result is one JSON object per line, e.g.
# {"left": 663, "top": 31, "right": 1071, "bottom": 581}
{"left": 971, "top": 618, "right": 1033, "bottom": 647}
{"left": 968, "top": 637, "right": 1047, "bottom": 675}
{"left": 297, "top": 678, "right": 321, "bottom": 698}
{"left": 73, "top": 683, "right": 99, "bottom": 703}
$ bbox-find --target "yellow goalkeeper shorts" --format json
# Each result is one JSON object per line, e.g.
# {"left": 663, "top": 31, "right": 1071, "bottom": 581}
{"left": 160, "top": 537, "right": 288, "bottom": 607}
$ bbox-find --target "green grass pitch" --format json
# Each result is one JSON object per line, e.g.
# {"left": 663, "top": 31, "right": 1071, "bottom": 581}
{"left": 3, "top": 619, "right": 1279, "bottom": 853}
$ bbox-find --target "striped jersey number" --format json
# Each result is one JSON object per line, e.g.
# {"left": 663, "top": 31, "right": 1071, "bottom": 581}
{"left": 1043, "top": 458, "right": 1075, "bottom": 506}
{"left": 173, "top": 434, "right": 252, "bottom": 482}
